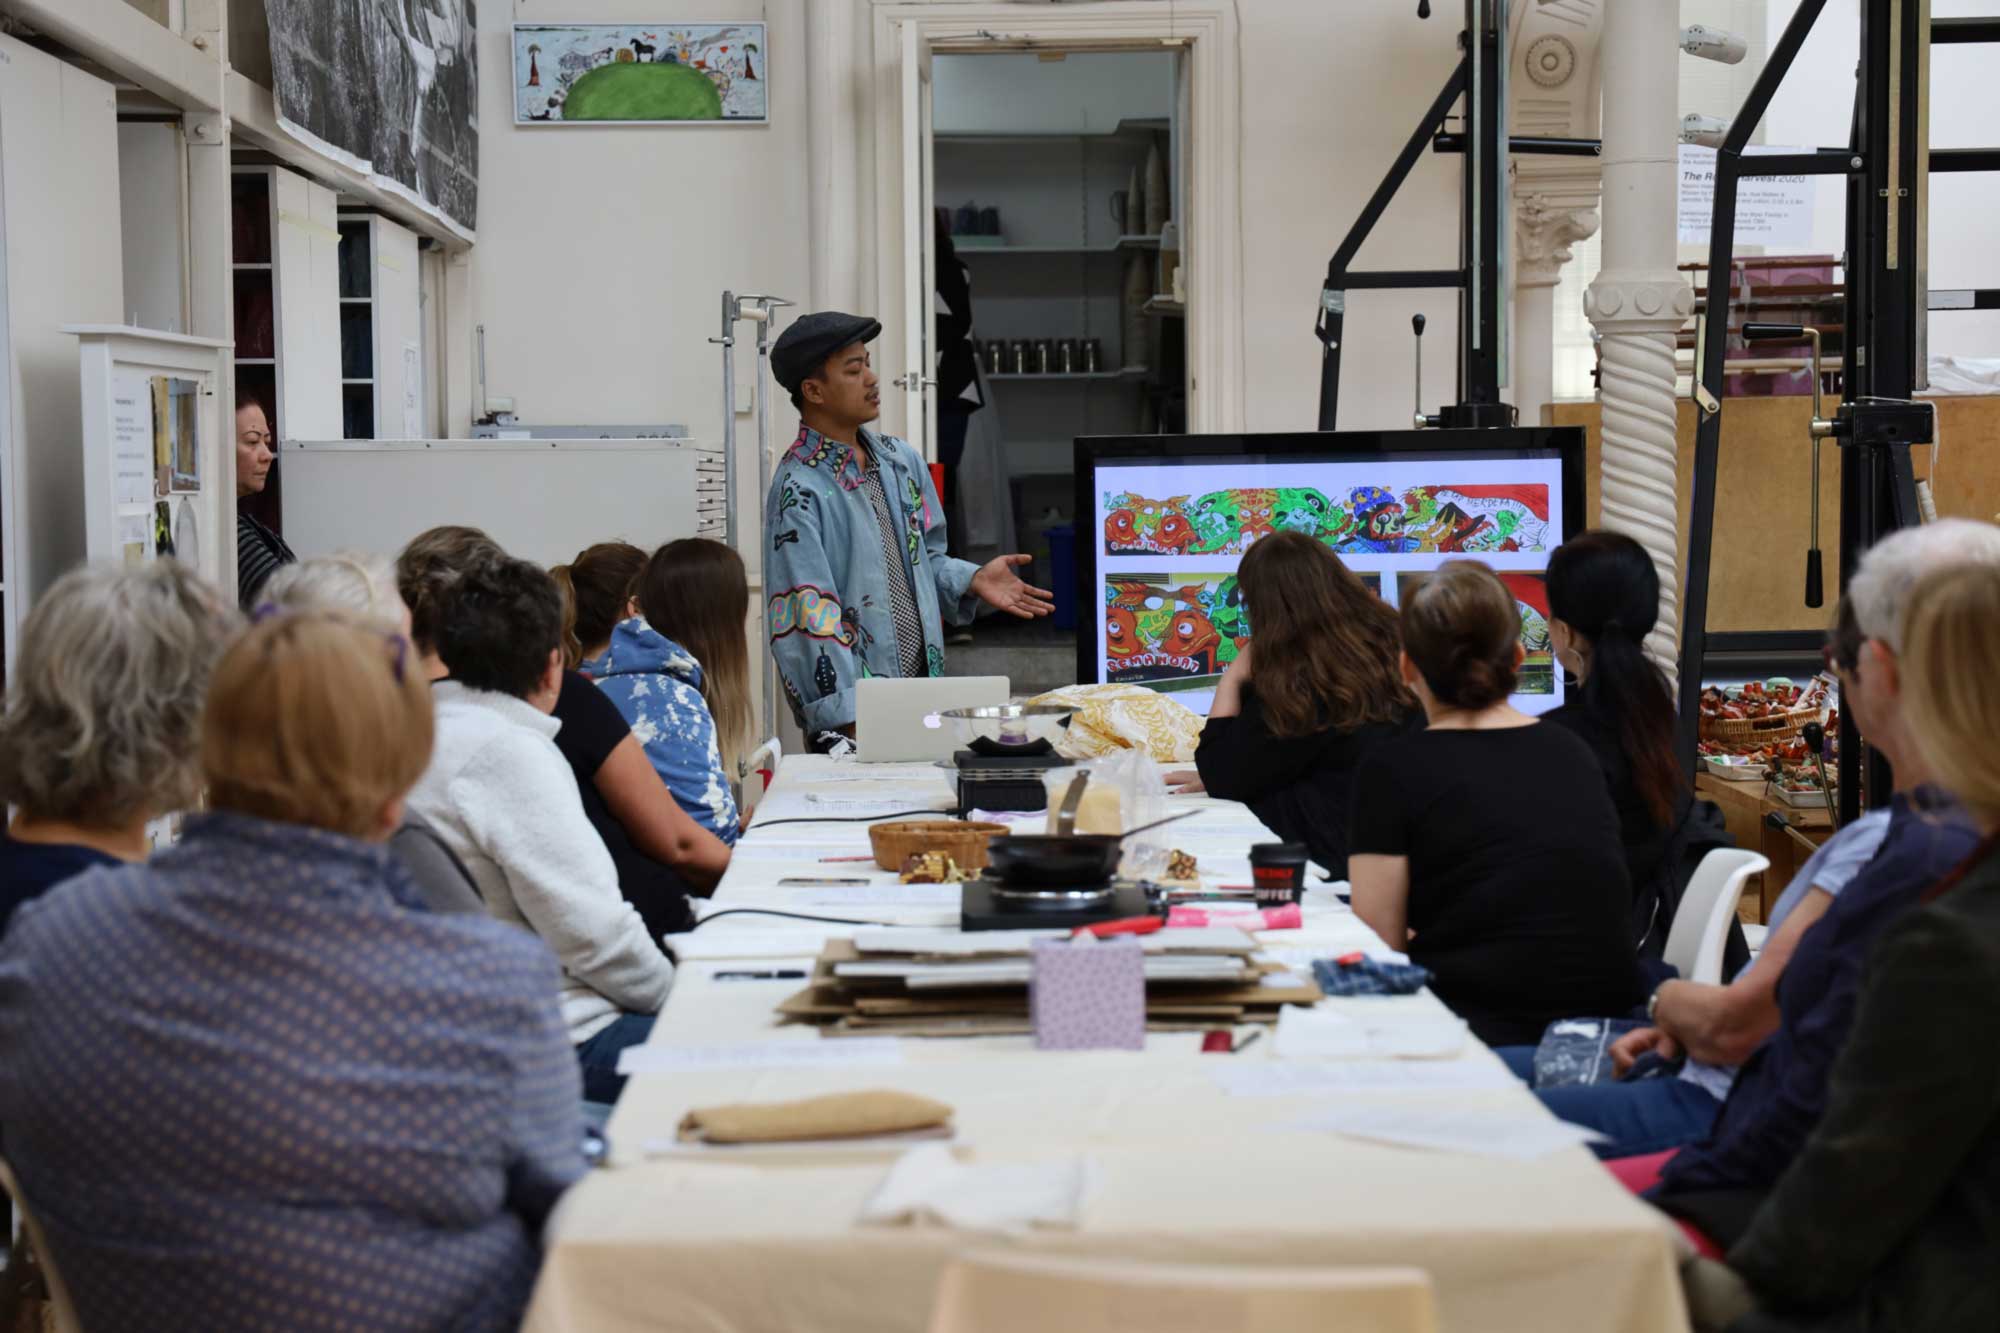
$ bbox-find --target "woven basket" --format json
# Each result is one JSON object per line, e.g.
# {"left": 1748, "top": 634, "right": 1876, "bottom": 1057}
{"left": 868, "top": 820, "right": 1009, "bottom": 873}
{"left": 1698, "top": 704, "right": 1818, "bottom": 746}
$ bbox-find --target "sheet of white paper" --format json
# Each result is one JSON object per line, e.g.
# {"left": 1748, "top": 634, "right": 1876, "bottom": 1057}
{"left": 859, "top": 1143, "right": 1093, "bottom": 1232}
{"left": 1289, "top": 1105, "right": 1606, "bottom": 1160}
{"left": 617, "top": 1037, "right": 904, "bottom": 1076}
{"left": 401, "top": 342, "right": 423, "bottom": 438}
{"left": 110, "top": 371, "right": 155, "bottom": 505}
{"left": 1272, "top": 1005, "right": 1468, "bottom": 1060}
{"left": 1253, "top": 945, "right": 1410, "bottom": 969}
{"left": 1207, "top": 1059, "right": 1516, "bottom": 1098}
{"left": 802, "top": 884, "right": 960, "bottom": 908}
{"left": 664, "top": 929, "right": 848, "bottom": 960}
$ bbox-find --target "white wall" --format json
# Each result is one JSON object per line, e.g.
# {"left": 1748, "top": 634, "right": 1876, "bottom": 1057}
{"left": 459, "top": 0, "right": 810, "bottom": 576}
{"left": 118, "top": 122, "right": 187, "bottom": 334}
{"left": 1763, "top": 0, "right": 2000, "bottom": 362}
{"left": 932, "top": 51, "right": 1171, "bottom": 135}
{"left": 0, "top": 35, "right": 125, "bottom": 605}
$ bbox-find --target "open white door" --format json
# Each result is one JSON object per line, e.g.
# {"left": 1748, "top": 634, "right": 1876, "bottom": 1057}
{"left": 896, "top": 21, "right": 935, "bottom": 458}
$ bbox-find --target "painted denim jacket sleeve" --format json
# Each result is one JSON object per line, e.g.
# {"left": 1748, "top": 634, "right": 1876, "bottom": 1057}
{"left": 587, "top": 621, "right": 740, "bottom": 845}
{"left": 765, "top": 460, "right": 864, "bottom": 734}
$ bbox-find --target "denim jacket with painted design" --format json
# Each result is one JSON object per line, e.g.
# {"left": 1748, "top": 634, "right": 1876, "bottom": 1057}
{"left": 583, "top": 618, "right": 739, "bottom": 845}
{"left": 763, "top": 425, "right": 980, "bottom": 732}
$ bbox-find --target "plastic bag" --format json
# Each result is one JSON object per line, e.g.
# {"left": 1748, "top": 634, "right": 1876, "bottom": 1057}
{"left": 1027, "top": 683, "right": 1203, "bottom": 763}
{"left": 1040, "top": 749, "right": 1171, "bottom": 881}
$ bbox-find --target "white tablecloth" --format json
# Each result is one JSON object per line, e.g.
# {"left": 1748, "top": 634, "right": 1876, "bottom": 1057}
{"left": 522, "top": 756, "right": 1689, "bottom": 1333}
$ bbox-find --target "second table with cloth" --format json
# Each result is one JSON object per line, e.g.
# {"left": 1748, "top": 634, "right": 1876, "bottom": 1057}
{"left": 521, "top": 756, "right": 1689, "bottom": 1333}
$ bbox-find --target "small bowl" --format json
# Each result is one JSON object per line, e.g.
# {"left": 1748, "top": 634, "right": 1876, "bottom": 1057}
{"left": 868, "top": 819, "right": 1009, "bottom": 873}
{"left": 938, "top": 704, "right": 1073, "bottom": 752}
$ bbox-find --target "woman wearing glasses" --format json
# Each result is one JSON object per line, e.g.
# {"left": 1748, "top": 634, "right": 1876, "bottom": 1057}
{"left": 235, "top": 390, "right": 296, "bottom": 610}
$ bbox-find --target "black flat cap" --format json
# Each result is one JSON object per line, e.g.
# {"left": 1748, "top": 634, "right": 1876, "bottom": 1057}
{"left": 771, "top": 311, "right": 882, "bottom": 395}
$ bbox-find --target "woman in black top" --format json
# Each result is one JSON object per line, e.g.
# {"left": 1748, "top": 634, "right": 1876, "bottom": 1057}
{"left": 1543, "top": 531, "right": 1686, "bottom": 949}
{"left": 1349, "top": 560, "right": 1644, "bottom": 1047}
{"left": 234, "top": 392, "right": 295, "bottom": 610}
{"left": 1194, "top": 532, "right": 1419, "bottom": 878}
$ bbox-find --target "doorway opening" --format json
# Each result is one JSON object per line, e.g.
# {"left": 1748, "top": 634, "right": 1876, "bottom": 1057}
{"left": 928, "top": 48, "right": 1189, "bottom": 694}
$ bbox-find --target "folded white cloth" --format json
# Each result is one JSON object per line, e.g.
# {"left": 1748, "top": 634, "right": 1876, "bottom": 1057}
{"left": 859, "top": 1144, "right": 1094, "bottom": 1232}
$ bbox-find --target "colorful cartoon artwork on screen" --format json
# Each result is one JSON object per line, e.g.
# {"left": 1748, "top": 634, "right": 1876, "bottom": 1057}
{"left": 1102, "top": 484, "right": 1549, "bottom": 557}
{"left": 1395, "top": 569, "right": 1555, "bottom": 696}
{"left": 1103, "top": 572, "right": 1382, "bottom": 687}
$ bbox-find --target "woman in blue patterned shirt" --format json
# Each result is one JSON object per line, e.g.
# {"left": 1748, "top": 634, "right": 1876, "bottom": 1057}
{"left": 0, "top": 611, "right": 586, "bottom": 1332}
{"left": 583, "top": 539, "right": 748, "bottom": 844}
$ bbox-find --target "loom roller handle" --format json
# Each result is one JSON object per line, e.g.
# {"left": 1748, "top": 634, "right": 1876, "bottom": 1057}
{"left": 1411, "top": 314, "right": 1433, "bottom": 430}
{"left": 1743, "top": 322, "right": 1829, "bottom": 610}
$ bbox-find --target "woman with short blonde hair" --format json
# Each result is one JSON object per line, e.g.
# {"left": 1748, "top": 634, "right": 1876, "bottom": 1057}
{"left": 1690, "top": 560, "right": 2000, "bottom": 1331}
{"left": 0, "top": 561, "right": 236, "bottom": 929}
{"left": 258, "top": 552, "right": 408, "bottom": 632}
{"left": 0, "top": 609, "right": 588, "bottom": 1330}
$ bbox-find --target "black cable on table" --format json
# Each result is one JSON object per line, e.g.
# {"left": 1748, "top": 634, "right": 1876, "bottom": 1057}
{"left": 688, "top": 908, "right": 932, "bottom": 930}
{"left": 750, "top": 808, "right": 956, "bottom": 829}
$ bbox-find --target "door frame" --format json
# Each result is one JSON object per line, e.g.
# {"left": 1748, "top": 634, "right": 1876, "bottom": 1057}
{"left": 858, "top": 1, "right": 1246, "bottom": 453}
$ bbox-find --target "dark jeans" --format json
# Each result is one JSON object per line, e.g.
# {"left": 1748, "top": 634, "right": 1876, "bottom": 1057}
{"left": 574, "top": 1012, "right": 657, "bottom": 1105}
{"left": 1496, "top": 1043, "right": 1724, "bottom": 1159}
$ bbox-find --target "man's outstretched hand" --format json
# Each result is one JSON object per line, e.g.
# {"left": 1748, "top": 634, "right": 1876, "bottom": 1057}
{"left": 969, "top": 554, "right": 1057, "bottom": 619}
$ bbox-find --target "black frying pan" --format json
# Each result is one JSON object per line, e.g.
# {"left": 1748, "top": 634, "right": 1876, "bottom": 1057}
{"left": 984, "top": 810, "right": 1199, "bottom": 887}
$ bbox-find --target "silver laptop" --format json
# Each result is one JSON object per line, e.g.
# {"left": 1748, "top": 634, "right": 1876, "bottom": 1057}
{"left": 854, "top": 675, "right": 1010, "bottom": 763}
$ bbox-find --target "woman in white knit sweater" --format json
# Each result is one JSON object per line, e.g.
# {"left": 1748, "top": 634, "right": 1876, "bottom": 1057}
{"left": 405, "top": 554, "right": 674, "bottom": 1102}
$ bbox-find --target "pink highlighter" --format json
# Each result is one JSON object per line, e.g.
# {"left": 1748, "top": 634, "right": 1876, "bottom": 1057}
{"left": 1164, "top": 903, "right": 1302, "bottom": 931}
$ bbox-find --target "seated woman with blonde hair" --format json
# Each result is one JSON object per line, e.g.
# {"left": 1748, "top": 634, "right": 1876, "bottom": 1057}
{"left": 0, "top": 561, "right": 236, "bottom": 931}
{"left": 0, "top": 611, "right": 586, "bottom": 1331}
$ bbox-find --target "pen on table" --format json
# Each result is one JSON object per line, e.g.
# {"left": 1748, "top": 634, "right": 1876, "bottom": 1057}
{"left": 1232, "top": 1030, "right": 1264, "bottom": 1054}
{"left": 820, "top": 855, "right": 876, "bottom": 863}
{"left": 713, "top": 969, "right": 809, "bottom": 981}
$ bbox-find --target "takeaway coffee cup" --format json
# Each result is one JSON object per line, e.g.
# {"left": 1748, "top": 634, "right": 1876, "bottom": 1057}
{"left": 1249, "top": 842, "right": 1309, "bottom": 906}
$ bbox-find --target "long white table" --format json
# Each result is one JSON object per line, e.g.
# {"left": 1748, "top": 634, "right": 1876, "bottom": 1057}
{"left": 522, "top": 756, "right": 1689, "bottom": 1333}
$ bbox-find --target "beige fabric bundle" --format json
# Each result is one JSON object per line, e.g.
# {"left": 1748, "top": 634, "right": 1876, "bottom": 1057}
{"left": 1029, "top": 683, "right": 1204, "bottom": 763}
{"left": 676, "top": 1090, "right": 954, "bottom": 1145}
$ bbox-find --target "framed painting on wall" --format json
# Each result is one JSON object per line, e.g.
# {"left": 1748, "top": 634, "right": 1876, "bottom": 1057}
{"left": 513, "top": 23, "right": 768, "bottom": 126}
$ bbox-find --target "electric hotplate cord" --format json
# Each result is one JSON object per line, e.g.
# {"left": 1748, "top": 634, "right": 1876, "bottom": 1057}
{"left": 688, "top": 908, "right": 931, "bottom": 930}
{"left": 751, "top": 808, "right": 956, "bottom": 829}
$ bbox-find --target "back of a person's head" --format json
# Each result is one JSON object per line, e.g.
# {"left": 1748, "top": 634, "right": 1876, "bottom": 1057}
{"left": 205, "top": 611, "right": 433, "bottom": 840}
{"left": 1544, "top": 530, "right": 1679, "bottom": 824}
{"left": 0, "top": 562, "right": 236, "bottom": 826}
{"left": 1400, "top": 560, "right": 1520, "bottom": 710}
{"left": 1546, "top": 530, "right": 1659, "bottom": 641}
{"left": 434, "top": 555, "right": 564, "bottom": 699}
{"left": 635, "top": 538, "right": 752, "bottom": 768}
{"left": 551, "top": 540, "right": 646, "bottom": 667}
{"left": 1903, "top": 563, "right": 2000, "bottom": 830}
{"left": 1237, "top": 531, "right": 1409, "bottom": 734}
{"left": 259, "top": 553, "right": 405, "bottom": 626}
{"left": 1848, "top": 518, "right": 2000, "bottom": 651}
{"left": 396, "top": 525, "right": 503, "bottom": 654}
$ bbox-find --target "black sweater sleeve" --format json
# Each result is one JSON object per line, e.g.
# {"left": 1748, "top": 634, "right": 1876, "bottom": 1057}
{"left": 1194, "top": 688, "right": 1328, "bottom": 803}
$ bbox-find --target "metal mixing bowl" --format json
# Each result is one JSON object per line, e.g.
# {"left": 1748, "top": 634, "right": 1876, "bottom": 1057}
{"left": 938, "top": 704, "right": 1074, "bottom": 751}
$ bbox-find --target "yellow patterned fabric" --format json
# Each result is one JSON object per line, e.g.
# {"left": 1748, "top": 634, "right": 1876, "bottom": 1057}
{"left": 1030, "top": 683, "right": 1205, "bottom": 763}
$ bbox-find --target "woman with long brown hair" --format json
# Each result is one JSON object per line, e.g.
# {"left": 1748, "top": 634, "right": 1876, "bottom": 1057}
{"left": 1193, "top": 532, "right": 1419, "bottom": 879}
{"left": 585, "top": 539, "right": 750, "bottom": 844}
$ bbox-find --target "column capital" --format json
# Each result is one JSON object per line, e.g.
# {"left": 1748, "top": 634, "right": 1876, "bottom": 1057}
{"left": 1515, "top": 193, "right": 1599, "bottom": 288}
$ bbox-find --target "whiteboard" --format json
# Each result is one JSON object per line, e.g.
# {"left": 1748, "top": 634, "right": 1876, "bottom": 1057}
{"left": 278, "top": 438, "right": 726, "bottom": 568}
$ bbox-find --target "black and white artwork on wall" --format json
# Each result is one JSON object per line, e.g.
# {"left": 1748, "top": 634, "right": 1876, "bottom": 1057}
{"left": 264, "top": 0, "right": 479, "bottom": 236}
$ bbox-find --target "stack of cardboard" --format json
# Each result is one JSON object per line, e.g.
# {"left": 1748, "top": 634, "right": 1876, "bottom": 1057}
{"left": 777, "top": 927, "right": 1323, "bottom": 1037}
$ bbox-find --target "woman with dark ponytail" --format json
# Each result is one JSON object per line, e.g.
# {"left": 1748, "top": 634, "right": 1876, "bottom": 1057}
{"left": 1348, "top": 561, "right": 1644, "bottom": 1046}
{"left": 1543, "top": 531, "right": 1687, "bottom": 946}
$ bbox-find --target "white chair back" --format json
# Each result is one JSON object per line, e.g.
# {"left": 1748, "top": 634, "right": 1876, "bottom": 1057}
{"left": 0, "top": 1155, "right": 84, "bottom": 1333}
{"left": 927, "top": 1250, "right": 1437, "bottom": 1333}
{"left": 1662, "top": 848, "right": 1770, "bottom": 985}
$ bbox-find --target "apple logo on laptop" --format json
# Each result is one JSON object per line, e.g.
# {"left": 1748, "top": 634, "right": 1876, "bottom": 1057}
{"left": 922, "top": 711, "right": 944, "bottom": 729}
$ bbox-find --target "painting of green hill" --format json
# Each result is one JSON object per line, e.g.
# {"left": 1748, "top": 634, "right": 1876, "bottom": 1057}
{"left": 563, "top": 61, "right": 722, "bottom": 121}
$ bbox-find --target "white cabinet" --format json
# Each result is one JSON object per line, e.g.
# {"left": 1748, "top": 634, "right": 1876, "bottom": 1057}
{"left": 336, "top": 211, "right": 421, "bottom": 439}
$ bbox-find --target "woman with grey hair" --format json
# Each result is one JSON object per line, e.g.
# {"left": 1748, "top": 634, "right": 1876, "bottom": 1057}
{"left": 0, "top": 561, "right": 237, "bottom": 931}
{"left": 257, "top": 552, "right": 410, "bottom": 635}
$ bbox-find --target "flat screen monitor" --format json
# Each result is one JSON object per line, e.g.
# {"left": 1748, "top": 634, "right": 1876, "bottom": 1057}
{"left": 1072, "top": 427, "right": 1587, "bottom": 717}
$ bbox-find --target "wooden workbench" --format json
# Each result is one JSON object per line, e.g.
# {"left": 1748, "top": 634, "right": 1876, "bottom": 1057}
{"left": 1697, "top": 772, "right": 1835, "bottom": 921}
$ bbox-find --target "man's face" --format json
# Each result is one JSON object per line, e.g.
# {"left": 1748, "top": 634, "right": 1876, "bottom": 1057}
{"left": 802, "top": 343, "right": 880, "bottom": 427}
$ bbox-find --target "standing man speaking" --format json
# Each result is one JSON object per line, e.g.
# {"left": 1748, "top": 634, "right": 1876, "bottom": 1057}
{"left": 763, "top": 312, "right": 1052, "bottom": 749}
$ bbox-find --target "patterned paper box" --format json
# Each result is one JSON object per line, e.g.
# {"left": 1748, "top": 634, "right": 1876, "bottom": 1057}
{"left": 1030, "top": 937, "right": 1145, "bottom": 1051}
